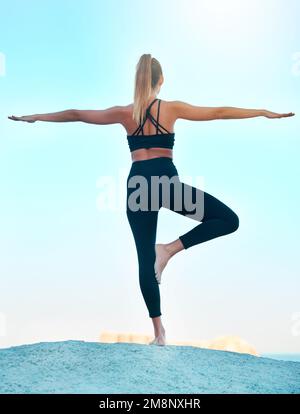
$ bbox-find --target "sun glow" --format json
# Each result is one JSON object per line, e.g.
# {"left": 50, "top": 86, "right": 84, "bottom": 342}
{"left": 178, "top": 0, "right": 265, "bottom": 45}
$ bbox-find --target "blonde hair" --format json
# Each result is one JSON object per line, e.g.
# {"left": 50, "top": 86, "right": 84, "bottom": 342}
{"left": 132, "top": 54, "right": 163, "bottom": 125}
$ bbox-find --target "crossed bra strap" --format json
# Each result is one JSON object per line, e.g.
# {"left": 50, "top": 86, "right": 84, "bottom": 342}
{"left": 131, "top": 98, "right": 172, "bottom": 136}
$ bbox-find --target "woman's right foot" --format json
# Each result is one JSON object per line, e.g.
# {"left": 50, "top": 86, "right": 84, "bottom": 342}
{"left": 154, "top": 244, "right": 171, "bottom": 284}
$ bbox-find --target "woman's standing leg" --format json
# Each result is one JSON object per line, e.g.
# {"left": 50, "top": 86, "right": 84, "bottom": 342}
{"left": 126, "top": 209, "right": 160, "bottom": 317}
{"left": 126, "top": 206, "right": 166, "bottom": 345}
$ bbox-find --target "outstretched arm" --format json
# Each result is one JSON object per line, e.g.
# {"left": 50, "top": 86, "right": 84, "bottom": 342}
{"left": 9, "top": 109, "right": 77, "bottom": 123}
{"left": 215, "top": 107, "right": 295, "bottom": 119}
{"left": 8, "top": 106, "right": 125, "bottom": 124}
{"left": 172, "top": 101, "right": 295, "bottom": 121}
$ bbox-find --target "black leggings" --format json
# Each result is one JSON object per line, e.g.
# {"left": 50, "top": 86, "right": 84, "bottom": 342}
{"left": 126, "top": 157, "right": 239, "bottom": 318}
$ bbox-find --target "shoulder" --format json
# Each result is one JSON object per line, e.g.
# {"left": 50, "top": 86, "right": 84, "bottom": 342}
{"left": 159, "top": 99, "right": 186, "bottom": 121}
{"left": 107, "top": 104, "right": 132, "bottom": 125}
{"left": 159, "top": 99, "right": 185, "bottom": 115}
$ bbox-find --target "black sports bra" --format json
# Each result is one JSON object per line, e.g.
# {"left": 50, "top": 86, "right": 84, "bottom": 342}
{"left": 126, "top": 98, "right": 175, "bottom": 152}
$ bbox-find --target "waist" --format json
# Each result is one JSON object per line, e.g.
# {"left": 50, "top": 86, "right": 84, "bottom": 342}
{"left": 128, "top": 156, "right": 179, "bottom": 180}
{"left": 131, "top": 156, "right": 174, "bottom": 165}
{"left": 131, "top": 148, "right": 173, "bottom": 163}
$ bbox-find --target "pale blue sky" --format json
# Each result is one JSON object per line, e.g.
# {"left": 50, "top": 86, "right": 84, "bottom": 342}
{"left": 0, "top": 0, "right": 299, "bottom": 353}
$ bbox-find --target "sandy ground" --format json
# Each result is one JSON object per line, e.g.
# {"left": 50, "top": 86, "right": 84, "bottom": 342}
{"left": 0, "top": 340, "right": 299, "bottom": 394}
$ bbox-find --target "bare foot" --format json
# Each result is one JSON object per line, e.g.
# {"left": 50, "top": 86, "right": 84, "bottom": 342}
{"left": 154, "top": 244, "right": 171, "bottom": 284}
{"left": 149, "top": 327, "right": 166, "bottom": 346}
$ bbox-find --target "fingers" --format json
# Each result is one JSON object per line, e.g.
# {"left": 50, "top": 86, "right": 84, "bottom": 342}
{"left": 8, "top": 115, "right": 34, "bottom": 122}
{"left": 8, "top": 115, "right": 24, "bottom": 121}
{"left": 276, "top": 113, "right": 295, "bottom": 118}
{"left": 272, "top": 112, "right": 295, "bottom": 118}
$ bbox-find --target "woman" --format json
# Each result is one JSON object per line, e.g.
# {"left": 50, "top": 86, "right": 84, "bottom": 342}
{"left": 9, "top": 54, "right": 295, "bottom": 346}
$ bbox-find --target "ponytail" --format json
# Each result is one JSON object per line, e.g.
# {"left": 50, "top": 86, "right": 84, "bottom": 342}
{"left": 133, "top": 54, "right": 162, "bottom": 125}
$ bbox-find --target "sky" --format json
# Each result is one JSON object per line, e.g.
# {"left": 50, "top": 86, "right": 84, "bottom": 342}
{"left": 0, "top": 0, "right": 299, "bottom": 354}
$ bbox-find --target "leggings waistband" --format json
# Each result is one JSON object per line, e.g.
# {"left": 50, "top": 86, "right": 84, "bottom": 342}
{"left": 131, "top": 156, "right": 174, "bottom": 165}
{"left": 128, "top": 156, "right": 179, "bottom": 181}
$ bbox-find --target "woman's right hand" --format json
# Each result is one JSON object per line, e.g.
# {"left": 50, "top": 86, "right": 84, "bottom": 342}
{"left": 263, "top": 110, "right": 295, "bottom": 118}
{"left": 8, "top": 115, "right": 37, "bottom": 123}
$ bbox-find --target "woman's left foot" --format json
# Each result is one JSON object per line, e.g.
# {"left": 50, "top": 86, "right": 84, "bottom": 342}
{"left": 149, "top": 327, "right": 166, "bottom": 346}
{"left": 154, "top": 244, "right": 171, "bottom": 284}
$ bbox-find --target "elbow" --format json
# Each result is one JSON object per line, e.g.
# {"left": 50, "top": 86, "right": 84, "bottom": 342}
{"left": 215, "top": 107, "right": 232, "bottom": 119}
{"left": 216, "top": 107, "right": 231, "bottom": 119}
{"left": 212, "top": 108, "right": 224, "bottom": 120}
{"left": 70, "top": 109, "right": 80, "bottom": 121}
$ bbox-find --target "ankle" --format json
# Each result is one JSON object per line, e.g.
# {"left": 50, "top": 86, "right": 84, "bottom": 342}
{"left": 164, "top": 243, "right": 176, "bottom": 258}
{"left": 166, "top": 239, "right": 185, "bottom": 257}
{"left": 155, "top": 326, "right": 165, "bottom": 337}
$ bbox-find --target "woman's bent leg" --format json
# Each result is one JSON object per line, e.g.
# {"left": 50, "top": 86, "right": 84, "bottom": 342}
{"left": 165, "top": 180, "right": 239, "bottom": 250}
